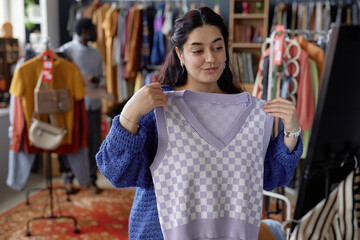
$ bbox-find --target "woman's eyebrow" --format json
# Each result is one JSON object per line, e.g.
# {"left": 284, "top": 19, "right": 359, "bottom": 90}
{"left": 189, "top": 38, "right": 223, "bottom": 46}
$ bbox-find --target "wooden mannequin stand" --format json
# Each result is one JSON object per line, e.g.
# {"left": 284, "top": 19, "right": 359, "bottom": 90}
{"left": 25, "top": 152, "right": 79, "bottom": 236}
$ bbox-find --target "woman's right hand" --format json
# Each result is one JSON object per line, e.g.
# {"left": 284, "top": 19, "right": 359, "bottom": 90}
{"left": 120, "top": 82, "right": 168, "bottom": 134}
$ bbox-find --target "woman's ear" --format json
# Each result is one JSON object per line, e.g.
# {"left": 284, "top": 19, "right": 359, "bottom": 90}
{"left": 175, "top": 47, "right": 184, "bottom": 65}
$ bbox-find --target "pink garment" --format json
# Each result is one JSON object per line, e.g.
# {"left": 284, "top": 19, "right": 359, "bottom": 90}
{"left": 10, "top": 96, "right": 25, "bottom": 153}
{"left": 287, "top": 48, "right": 314, "bottom": 131}
{"left": 254, "top": 47, "right": 315, "bottom": 131}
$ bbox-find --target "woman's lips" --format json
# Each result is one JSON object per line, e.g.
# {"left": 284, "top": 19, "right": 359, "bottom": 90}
{"left": 203, "top": 67, "right": 218, "bottom": 73}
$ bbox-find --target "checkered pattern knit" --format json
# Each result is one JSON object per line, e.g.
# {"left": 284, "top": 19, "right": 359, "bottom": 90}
{"left": 96, "top": 86, "right": 303, "bottom": 240}
{"left": 151, "top": 91, "right": 273, "bottom": 239}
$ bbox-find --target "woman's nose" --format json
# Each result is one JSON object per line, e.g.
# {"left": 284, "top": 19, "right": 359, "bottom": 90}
{"left": 205, "top": 50, "right": 215, "bottom": 62}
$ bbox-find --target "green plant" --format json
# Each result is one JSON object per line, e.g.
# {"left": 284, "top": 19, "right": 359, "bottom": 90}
{"left": 24, "top": 0, "right": 37, "bottom": 31}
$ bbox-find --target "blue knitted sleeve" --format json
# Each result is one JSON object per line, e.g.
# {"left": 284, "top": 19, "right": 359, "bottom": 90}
{"left": 96, "top": 85, "right": 173, "bottom": 189}
{"left": 96, "top": 111, "right": 157, "bottom": 189}
{"left": 263, "top": 133, "right": 303, "bottom": 191}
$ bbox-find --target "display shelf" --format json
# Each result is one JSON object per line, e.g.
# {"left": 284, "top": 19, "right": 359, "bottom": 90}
{"left": 0, "top": 38, "right": 19, "bottom": 93}
{"left": 229, "top": 0, "right": 269, "bottom": 87}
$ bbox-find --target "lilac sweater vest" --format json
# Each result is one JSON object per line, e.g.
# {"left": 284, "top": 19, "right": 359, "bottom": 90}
{"left": 150, "top": 90, "right": 274, "bottom": 240}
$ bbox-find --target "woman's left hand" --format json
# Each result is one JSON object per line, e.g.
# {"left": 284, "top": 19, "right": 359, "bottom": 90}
{"left": 262, "top": 97, "right": 300, "bottom": 133}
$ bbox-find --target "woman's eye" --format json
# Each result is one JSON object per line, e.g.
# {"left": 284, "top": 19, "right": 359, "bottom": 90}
{"left": 215, "top": 46, "right": 223, "bottom": 51}
{"left": 192, "top": 50, "right": 203, "bottom": 54}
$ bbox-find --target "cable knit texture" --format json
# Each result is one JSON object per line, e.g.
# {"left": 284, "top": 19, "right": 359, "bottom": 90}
{"left": 96, "top": 86, "right": 303, "bottom": 239}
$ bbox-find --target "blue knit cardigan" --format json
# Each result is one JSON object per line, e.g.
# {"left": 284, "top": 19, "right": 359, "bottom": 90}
{"left": 96, "top": 87, "right": 303, "bottom": 239}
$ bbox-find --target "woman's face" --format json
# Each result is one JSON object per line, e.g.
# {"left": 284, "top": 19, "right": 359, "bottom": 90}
{"left": 177, "top": 25, "right": 227, "bottom": 92}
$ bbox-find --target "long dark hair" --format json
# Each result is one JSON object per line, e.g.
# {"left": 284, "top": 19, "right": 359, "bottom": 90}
{"left": 157, "top": 7, "right": 244, "bottom": 93}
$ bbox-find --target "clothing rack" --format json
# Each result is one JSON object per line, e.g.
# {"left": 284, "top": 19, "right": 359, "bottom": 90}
{"left": 25, "top": 42, "right": 79, "bottom": 236}
{"left": 100, "top": 0, "right": 216, "bottom": 3}
{"left": 26, "top": 152, "right": 79, "bottom": 236}
{"left": 263, "top": 190, "right": 292, "bottom": 240}
{"left": 263, "top": 27, "right": 331, "bottom": 100}
{"left": 100, "top": 0, "right": 201, "bottom": 1}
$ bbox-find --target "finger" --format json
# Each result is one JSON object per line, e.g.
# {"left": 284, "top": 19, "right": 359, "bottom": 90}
{"left": 267, "top": 99, "right": 296, "bottom": 108}
{"left": 267, "top": 112, "right": 289, "bottom": 119}
{"left": 265, "top": 101, "right": 295, "bottom": 110}
{"left": 155, "top": 100, "right": 168, "bottom": 107}
{"left": 152, "top": 94, "right": 168, "bottom": 103}
{"left": 147, "top": 82, "right": 162, "bottom": 89}
{"left": 264, "top": 99, "right": 296, "bottom": 109}
{"left": 263, "top": 104, "right": 295, "bottom": 114}
{"left": 267, "top": 97, "right": 292, "bottom": 104}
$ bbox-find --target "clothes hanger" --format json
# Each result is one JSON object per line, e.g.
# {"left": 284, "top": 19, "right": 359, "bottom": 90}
{"left": 263, "top": 190, "right": 292, "bottom": 240}
{"left": 262, "top": 27, "right": 301, "bottom": 101}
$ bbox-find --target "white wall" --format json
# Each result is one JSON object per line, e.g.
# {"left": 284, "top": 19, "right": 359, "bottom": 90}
{"left": 39, "top": 0, "right": 60, "bottom": 49}
{"left": 0, "top": 0, "right": 60, "bottom": 52}
{"left": 0, "top": 0, "right": 10, "bottom": 25}
{"left": 10, "top": 0, "right": 26, "bottom": 47}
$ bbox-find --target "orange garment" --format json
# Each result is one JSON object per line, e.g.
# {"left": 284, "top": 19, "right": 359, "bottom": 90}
{"left": 82, "top": 2, "right": 97, "bottom": 18}
{"left": 125, "top": 6, "right": 143, "bottom": 82}
{"left": 287, "top": 47, "right": 315, "bottom": 131}
{"left": 9, "top": 54, "right": 85, "bottom": 146}
{"left": 102, "top": 7, "right": 120, "bottom": 104}
{"left": 296, "top": 36, "right": 325, "bottom": 84}
{"left": 124, "top": 3, "right": 138, "bottom": 63}
{"left": 92, "top": 3, "right": 111, "bottom": 69}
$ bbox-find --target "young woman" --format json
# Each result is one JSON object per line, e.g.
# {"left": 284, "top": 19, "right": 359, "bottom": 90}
{"left": 96, "top": 7, "right": 302, "bottom": 240}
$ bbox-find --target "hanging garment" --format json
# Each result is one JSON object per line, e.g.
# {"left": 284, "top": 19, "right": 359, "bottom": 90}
{"left": 314, "top": 2, "right": 323, "bottom": 41}
{"left": 10, "top": 93, "right": 88, "bottom": 155}
{"left": 288, "top": 48, "right": 314, "bottom": 132}
{"left": 351, "top": 2, "right": 359, "bottom": 25}
{"left": 151, "top": 90, "right": 273, "bottom": 240}
{"left": 296, "top": 36, "right": 325, "bottom": 83}
{"left": 140, "top": 7, "right": 153, "bottom": 69}
{"left": 82, "top": 1, "right": 97, "bottom": 19}
{"left": 67, "top": 2, "right": 87, "bottom": 37}
{"left": 9, "top": 54, "right": 85, "bottom": 147}
{"left": 290, "top": 168, "right": 359, "bottom": 239}
{"left": 300, "top": 58, "right": 319, "bottom": 159}
{"left": 124, "top": 3, "right": 137, "bottom": 64}
{"left": 150, "top": 8, "right": 166, "bottom": 65}
{"left": 116, "top": 7, "right": 132, "bottom": 102}
{"left": 103, "top": 7, "right": 120, "bottom": 103}
{"left": 254, "top": 46, "right": 315, "bottom": 132}
{"left": 125, "top": 5, "right": 143, "bottom": 82}
{"left": 7, "top": 95, "right": 90, "bottom": 190}
{"left": 92, "top": 3, "right": 111, "bottom": 68}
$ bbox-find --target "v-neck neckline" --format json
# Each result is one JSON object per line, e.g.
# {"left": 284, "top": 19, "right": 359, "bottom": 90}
{"left": 172, "top": 90, "right": 254, "bottom": 152}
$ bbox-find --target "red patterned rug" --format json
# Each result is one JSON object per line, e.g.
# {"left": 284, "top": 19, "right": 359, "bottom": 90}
{"left": 0, "top": 185, "right": 135, "bottom": 240}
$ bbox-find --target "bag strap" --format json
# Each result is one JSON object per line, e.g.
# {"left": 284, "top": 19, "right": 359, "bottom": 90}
{"left": 35, "top": 69, "right": 69, "bottom": 92}
{"left": 35, "top": 71, "right": 45, "bottom": 92}
{"left": 33, "top": 71, "right": 68, "bottom": 132}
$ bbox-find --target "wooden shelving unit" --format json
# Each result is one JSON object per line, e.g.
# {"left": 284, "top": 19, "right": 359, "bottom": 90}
{"left": 229, "top": 0, "right": 269, "bottom": 92}
{"left": 0, "top": 38, "right": 19, "bottom": 92}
